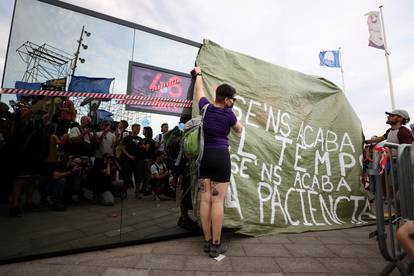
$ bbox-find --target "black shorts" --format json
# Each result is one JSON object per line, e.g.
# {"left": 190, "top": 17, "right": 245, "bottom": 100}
{"left": 199, "top": 148, "right": 231, "bottom": 182}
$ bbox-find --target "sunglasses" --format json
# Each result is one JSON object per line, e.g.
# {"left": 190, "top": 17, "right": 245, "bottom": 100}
{"left": 228, "top": 97, "right": 237, "bottom": 102}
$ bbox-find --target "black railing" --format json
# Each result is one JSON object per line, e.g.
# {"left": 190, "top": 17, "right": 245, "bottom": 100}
{"left": 367, "top": 142, "right": 414, "bottom": 275}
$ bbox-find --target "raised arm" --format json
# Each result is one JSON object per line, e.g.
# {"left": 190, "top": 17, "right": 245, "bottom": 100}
{"left": 232, "top": 121, "right": 244, "bottom": 134}
{"left": 193, "top": 67, "right": 204, "bottom": 103}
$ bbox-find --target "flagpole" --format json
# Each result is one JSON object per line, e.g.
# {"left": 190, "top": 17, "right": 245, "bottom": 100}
{"left": 379, "top": 5, "right": 396, "bottom": 109}
{"left": 338, "top": 47, "right": 346, "bottom": 93}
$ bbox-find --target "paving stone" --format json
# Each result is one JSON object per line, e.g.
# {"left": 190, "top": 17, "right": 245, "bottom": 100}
{"left": 29, "top": 226, "right": 75, "bottom": 239}
{"left": 79, "top": 222, "right": 121, "bottom": 235}
{"left": 105, "top": 226, "right": 135, "bottom": 237}
{"left": 317, "top": 257, "right": 373, "bottom": 274}
{"left": 184, "top": 255, "right": 233, "bottom": 271}
{"left": 284, "top": 244, "right": 335, "bottom": 258}
{"left": 239, "top": 273, "right": 284, "bottom": 276}
{"left": 325, "top": 244, "right": 382, "bottom": 258}
{"left": 67, "top": 233, "right": 110, "bottom": 248}
{"left": 85, "top": 254, "right": 142, "bottom": 268}
{"left": 285, "top": 273, "right": 329, "bottom": 276}
{"left": 58, "top": 265, "right": 107, "bottom": 275}
{"left": 286, "top": 236, "right": 321, "bottom": 244}
{"left": 316, "top": 237, "right": 352, "bottom": 245}
{"left": 107, "top": 243, "right": 155, "bottom": 255}
{"left": 340, "top": 227, "right": 373, "bottom": 238}
{"left": 359, "top": 257, "right": 391, "bottom": 274}
{"left": 135, "top": 254, "right": 186, "bottom": 270}
{"left": 242, "top": 244, "right": 291, "bottom": 257}
{"left": 225, "top": 243, "right": 246, "bottom": 256}
{"left": 275, "top": 257, "right": 327, "bottom": 273}
{"left": 146, "top": 210, "right": 172, "bottom": 219}
{"left": 149, "top": 270, "right": 195, "bottom": 276}
{"left": 258, "top": 235, "right": 291, "bottom": 244}
{"left": 231, "top": 256, "right": 281, "bottom": 273}
{"left": 348, "top": 237, "right": 378, "bottom": 245}
{"left": 29, "top": 230, "right": 86, "bottom": 249}
{"left": 0, "top": 263, "right": 19, "bottom": 275}
{"left": 231, "top": 236, "right": 262, "bottom": 244}
{"left": 3, "top": 263, "right": 66, "bottom": 276}
{"left": 197, "top": 272, "right": 240, "bottom": 276}
{"left": 152, "top": 243, "right": 204, "bottom": 255}
{"left": 305, "top": 230, "right": 349, "bottom": 238}
{"left": 101, "top": 268, "right": 149, "bottom": 276}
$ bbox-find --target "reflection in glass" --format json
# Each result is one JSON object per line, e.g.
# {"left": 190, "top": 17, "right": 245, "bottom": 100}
{"left": 133, "top": 29, "right": 199, "bottom": 75}
{"left": 1, "top": 0, "right": 201, "bottom": 262}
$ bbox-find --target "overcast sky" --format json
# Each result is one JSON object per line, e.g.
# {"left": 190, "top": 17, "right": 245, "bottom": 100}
{"left": 1, "top": 0, "right": 413, "bottom": 137}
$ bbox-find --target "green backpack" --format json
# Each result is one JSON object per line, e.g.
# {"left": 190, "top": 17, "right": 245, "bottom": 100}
{"left": 182, "top": 104, "right": 209, "bottom": 164}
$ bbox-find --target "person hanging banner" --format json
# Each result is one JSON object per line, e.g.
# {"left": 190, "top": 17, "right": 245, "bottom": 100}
{"left": 319, "top": 50, "right": 340, "bottom": 68}
{"left": 365, "top": 11, "right": 385, "bottom": 50}
{"left": 193, "top": 40, "right": 370, "bottom": 236}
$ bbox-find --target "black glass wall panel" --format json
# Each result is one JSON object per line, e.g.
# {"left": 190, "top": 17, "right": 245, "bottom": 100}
{"left": 0, "top": 0, "right": 200, "bottom": 263}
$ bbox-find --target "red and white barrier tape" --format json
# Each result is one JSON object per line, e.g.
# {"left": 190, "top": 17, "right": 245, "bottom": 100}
{"left": 0, "top": 88, "right": 193, "bottom": 104}
{"left": 116, "top": 100, "right": 192, "bottom": 108}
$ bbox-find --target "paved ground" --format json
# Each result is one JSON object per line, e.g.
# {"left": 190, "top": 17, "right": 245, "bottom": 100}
{"left": 0, "top": 193, "right": 190, "bottom": 260}
{"left": 0, "top": 224, "right": 406, "bottom": 275}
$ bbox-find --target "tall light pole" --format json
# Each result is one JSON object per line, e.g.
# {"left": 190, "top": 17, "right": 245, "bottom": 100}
{"left": 71, "top": 25, "right": 91, "bottom": 78}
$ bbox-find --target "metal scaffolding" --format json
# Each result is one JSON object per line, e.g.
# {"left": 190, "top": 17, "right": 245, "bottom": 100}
{"left": 16, "top": 41, "right": 74, "bottom": 83}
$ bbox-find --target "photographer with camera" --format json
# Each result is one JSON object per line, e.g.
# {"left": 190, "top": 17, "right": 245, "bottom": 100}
{"left": 48, "top": 156, "right": 83, "bottom": 211}
{"left": 69, "top": 116, "right": 97, "bottom": 158}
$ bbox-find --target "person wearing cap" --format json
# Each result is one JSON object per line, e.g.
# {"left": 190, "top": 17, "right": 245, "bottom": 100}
{"left": 364, "top": 109, "right": 413, "bottom": 146}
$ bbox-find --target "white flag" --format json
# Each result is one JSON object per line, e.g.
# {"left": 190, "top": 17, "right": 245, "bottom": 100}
{"left": 365, "top": 11, "right": 385, "bottom": 50}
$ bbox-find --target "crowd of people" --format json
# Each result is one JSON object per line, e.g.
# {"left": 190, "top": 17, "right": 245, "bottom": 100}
{"left": 0, "top": 95, "right": 196, "bottom": 232}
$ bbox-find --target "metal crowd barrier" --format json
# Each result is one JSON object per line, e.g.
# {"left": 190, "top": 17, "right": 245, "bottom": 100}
{"left": 367, "top": 142, "right": 414, "bottom": 275}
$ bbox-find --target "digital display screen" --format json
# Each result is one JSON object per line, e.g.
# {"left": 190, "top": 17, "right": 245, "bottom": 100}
{"left": 126, "top": 61, "right": 193, "bottom": 116}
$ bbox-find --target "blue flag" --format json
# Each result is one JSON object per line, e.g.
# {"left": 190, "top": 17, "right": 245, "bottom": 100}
{"left": 319, "top": 51, "right": 340, "bottom": 68}
{"left": 15, "top": 81, "right": 43, "bottom": 101}
{"left": 97, "top": 109, "right": 113, "bottom": 123}
{"left": 15, "top": 81, "right": 42, "bottom": 90}
{"left": 68, "top": 76, "right": 114, "bottom": 93}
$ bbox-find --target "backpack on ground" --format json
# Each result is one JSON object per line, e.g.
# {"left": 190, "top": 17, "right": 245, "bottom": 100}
{"left": 182, "top": 104, "right": 209, "bottom": 165}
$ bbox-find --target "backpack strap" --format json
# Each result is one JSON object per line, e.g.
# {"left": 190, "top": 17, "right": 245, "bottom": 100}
{"left": 196, "top": 104, "right": 209, "bottom": 168}
{"left": 175, "top": 103, "right": 209, "bottom": 168}
{"left": 154, "top": 162, "right": 166, "bottom": 174}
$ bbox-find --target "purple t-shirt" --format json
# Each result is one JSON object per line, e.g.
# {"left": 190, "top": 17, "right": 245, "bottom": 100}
{"left": 199, "top": 97, "right": 237, "bottom": 149}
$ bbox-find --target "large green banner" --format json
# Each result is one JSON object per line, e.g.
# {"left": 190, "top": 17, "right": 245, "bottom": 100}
{"left": 194, "top": 40, "right": 373, "bottom": 236}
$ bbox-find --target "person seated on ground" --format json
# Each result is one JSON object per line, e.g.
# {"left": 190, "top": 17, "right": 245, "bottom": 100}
{"left": 150, "top": 151, "right": 170, "bottom": 201}
{"left": 48, "top": 157, "right": 82, "bottom": 211}
{"left": 397, "top": 220, "right": 414, "bottom": 262}
{"left": 94, "top": 154, "right": 115, "bottom": 206}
